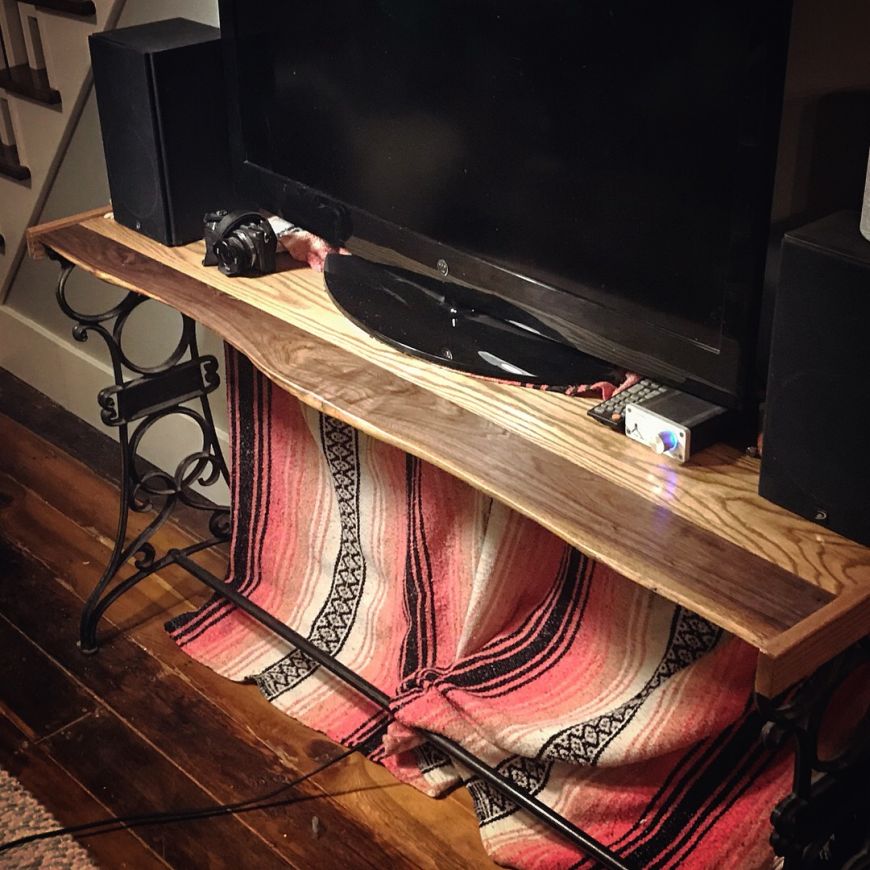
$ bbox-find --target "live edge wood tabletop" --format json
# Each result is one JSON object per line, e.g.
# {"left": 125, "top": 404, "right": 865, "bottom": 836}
{"left": 27, "top": 209, "right": 870, "bottom": 699}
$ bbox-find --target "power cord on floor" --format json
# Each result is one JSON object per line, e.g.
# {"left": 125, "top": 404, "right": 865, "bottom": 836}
{"left": 0, "top": 744, "right": 357, "bottom": 854}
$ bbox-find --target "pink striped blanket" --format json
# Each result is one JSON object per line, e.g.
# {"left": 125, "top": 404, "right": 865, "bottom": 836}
{"left": 168, "top": 349, "right": 793, "bottom": 868}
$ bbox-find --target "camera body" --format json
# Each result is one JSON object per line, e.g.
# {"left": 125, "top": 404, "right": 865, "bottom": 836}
{"left": 202, "top": 210, "right": 227, "bottom": 267}
{"left": 203, "top": 209, "right": 277, "bottom": 276}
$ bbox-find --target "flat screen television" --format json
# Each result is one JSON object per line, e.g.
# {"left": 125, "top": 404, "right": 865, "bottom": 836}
{"left": 219, "top": 0, "right": 792, "bottom": 407}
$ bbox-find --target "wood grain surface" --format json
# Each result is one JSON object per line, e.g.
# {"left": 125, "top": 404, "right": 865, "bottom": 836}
{"left": 25, "top": 215, "right": 870, "bottom": 695}
{"left": 25, "top": 205, "right": 110, "bottom": 259}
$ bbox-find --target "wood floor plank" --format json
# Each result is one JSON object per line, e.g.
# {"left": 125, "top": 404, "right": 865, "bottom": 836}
{"left": 40, "top": 708, "right": 292, "bottom": 870}
{"left": 0, "top": 618, "right": 96, "bottom": 741}
{"left": 0, "top": 560, "right": 299, "bottom": 868}
{"left": 0, "top": 709, "right": 169, "bottom": 869}
{"left": 0, "top": 470, "right": 207, "bottom": 638}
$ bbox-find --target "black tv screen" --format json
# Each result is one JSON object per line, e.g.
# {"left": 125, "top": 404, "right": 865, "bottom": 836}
{"left": 221, "top": 0, "right": 791, "bottom": 405}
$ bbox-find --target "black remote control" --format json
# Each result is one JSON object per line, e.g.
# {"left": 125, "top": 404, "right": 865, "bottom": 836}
{"left": 586, "top": 379, "right": 669, "bottom": 432}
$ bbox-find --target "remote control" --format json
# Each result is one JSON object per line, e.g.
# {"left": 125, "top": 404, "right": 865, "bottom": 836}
{"left": 586, "top": 379, "right": 669, "bottom": 432}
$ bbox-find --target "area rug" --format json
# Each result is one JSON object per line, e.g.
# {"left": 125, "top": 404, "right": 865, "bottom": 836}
{"left": 167, "top": 348, "right": 792, "bottom": 869}
{"left": 0, "top": 767, "right": 97, "bottom": 870}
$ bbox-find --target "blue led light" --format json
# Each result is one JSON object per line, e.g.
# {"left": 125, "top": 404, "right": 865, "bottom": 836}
{"left": 655, "top": 430, "right": 679, "bottom": 455}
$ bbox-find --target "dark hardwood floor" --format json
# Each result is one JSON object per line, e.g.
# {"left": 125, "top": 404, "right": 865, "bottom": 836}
{"left": 0, "top": 370, "right": 496, "bottom": 869}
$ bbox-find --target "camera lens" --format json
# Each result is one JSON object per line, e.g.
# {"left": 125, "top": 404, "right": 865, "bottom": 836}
{"left": 214, "top": 233, "right": 255, "bottom": 276}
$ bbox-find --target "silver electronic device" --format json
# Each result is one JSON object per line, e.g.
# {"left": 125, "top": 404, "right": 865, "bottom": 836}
{"left": 624, "top": 391, "right": 729, "bottom": 463}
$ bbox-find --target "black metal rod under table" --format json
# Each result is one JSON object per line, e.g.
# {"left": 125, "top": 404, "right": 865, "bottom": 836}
{"left": 171, "top": 551, "right": 633, "bottom": 870}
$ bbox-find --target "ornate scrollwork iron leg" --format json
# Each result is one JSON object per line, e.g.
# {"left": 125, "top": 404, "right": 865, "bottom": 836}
{"left": 48, "top": 251, "right": 232, "bottom": 653}
{"left": 757, "top": 641, "right": 870, "bottom": 869}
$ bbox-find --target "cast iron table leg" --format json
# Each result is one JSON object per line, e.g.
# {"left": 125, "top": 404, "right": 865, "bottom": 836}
{"left": 757, "top": 641, "right": 870, "bottom": 869}
{"left": 48, "top": 250, "right": 231, "bottom": 652}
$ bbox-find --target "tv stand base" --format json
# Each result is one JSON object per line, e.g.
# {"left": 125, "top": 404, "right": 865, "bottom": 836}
{"left": 48, "top": 251, "right": 232, "bottom": 655}
{"left": 325, "top": 252, "right": 621, "bottom": 387}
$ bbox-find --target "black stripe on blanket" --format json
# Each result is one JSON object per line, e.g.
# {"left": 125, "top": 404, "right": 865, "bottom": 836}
{"left": 390, "top": 547, "right": 588, "bottom": 715}
{"left": 468, "top": 607, "right": 723, "bottom": 829}
{"left": 255, "top": 414, "right": 367, "bottom": 700}
{"left": 622, "top": 707, "right": 777, "bottom": 868}
{"left": 400, "top": 455, "right": 438, "bottom": 682}
{"left": 567, "top": 702, "right": 780, "bottom": 869}
{"left": 539, "top": 608, "right": 722, "bottom": 766}
{"left": 447, "top": 549, "right": 591, "bottom": 696}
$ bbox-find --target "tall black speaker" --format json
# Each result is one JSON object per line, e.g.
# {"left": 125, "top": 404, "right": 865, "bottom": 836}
{"left": 759, "top": 211, "right": 870, "bottom": 546}
{"left": 89, "top": 19, "right": 233, "bottom": 246}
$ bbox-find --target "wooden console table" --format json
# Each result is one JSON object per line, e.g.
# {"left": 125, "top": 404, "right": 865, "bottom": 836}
{"left": 28, "top": 208, "right": 870, "bottom": 696}
{"left": 25, "top": 209, "right": 870, "bottom": 868}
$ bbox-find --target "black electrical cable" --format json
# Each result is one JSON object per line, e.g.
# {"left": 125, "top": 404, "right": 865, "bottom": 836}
{"left": 0, "top": 744, "right": 357, "bottom": 854}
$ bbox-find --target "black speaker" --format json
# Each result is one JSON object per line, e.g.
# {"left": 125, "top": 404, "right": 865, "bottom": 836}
{"left": 89, "top": 18, "right": 233, "bottom": 246}
{"left": 759, "top": 211, "right": 870, "bottom": 546}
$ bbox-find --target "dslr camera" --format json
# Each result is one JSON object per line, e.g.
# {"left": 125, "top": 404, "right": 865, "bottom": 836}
{"left": 203, "top": 210, "right": 277, "bottom": 276}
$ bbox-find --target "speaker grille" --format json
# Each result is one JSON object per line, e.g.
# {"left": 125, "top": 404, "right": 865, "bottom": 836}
{"left": 760, "top": 212, "right": 870, "bottom": 546}
{"left": 89, "top": 20, "right": 231, "bottom": 246}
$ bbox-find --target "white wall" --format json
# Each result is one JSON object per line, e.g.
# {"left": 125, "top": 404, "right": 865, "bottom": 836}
{"left": 1, "top": 0, "right": 229, "bottom": 502}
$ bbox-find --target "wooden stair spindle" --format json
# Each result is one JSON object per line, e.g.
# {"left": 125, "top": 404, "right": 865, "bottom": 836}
{"left": 0, "top": 22, "right": 9, "bottom": 70}
{"left": 0, "top": 0, "right": 27, "bottom": 70}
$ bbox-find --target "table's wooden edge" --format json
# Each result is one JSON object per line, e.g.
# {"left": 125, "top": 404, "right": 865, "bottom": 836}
{"left": 755, "top": 586, "right": 870, "bottom": 696}
{"left": 31, "top": 214, "right": 870, "bottom": 694}
{"left": 26, "top": 205, "right": 111, "bottom": 260}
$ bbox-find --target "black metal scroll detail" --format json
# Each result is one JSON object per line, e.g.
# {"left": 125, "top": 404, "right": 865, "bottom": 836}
{"left": 49, "top": 251, "right": 232, "bottom": 652}
{"left": 757, "top": 641, "right": 870, "bottom": 870}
